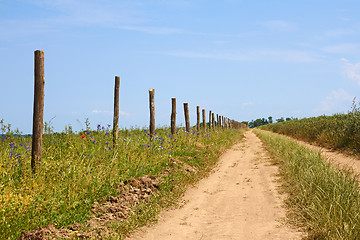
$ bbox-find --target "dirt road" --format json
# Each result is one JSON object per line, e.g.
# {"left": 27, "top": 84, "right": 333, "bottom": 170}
{"left": 127, "top": 130, "right": 303, "bottom": 240}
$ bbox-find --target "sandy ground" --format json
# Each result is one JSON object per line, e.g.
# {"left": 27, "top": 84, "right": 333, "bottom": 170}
{"left": 127, "top": 130, "right": 303, "bottom": 240}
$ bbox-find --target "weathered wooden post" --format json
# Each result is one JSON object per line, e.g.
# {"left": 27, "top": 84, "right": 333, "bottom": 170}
{"left": 219, "top": 115, "right": 222, "bottom": 129}
{"left": 216, "top": 114, "right": 219, "bottom": 129}
{"left": 171, "top": 98, "right": 176, "bottom": 136}
{"left": 196, "top": 106, "right": 200, "bottom": 132}
{"left": 209, "top": 110, "right": 212, "bottom": 130}
{"left": 184, "top": 103, "right": 190, "bottom": 132}
{"left": 149, "top": 89, "right": 155, "bottom": 139}
{"left": 113, "top": 76, "right": 120, "bottom": 148}
{"left": 31, "top": 50, "right": 45, "bottom": 174}
{"left": 202, "top": 109, "right": 206, "bottom": 131}
{"left": 212, "top": 113, "right": 215, "bottom": 130}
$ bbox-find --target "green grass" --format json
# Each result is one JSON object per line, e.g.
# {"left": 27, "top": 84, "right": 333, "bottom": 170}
{"left": 255, "top": 129, "right": 360, "bottom": 239}
{"left": 260, "top": 102, "right": 360, "bottom": 154}
{"left": 0, "top": 121, "right": 245, "bottom": 239}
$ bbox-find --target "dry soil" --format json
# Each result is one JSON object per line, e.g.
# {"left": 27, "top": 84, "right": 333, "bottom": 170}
{"left": 127, "top": 130, "right": 303, "bottom": 240}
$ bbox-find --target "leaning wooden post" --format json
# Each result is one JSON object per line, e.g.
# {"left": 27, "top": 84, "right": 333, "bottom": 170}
{"left": 202, "top": 109, "right": 206, "bottom": 131}
{"left": 171, "top": 98, "right": 176, "bottom": 136}
{"left": 212, "top": 113, "right": 215, "bottom": 130}
{"left": 149, "top": 89, "right": 155, "bottom": 139}
{"left": 113, "top": 76, "right": 120, "bottom": 148}
{"left": 196, "top": 106, "right": 200, "bottom": 132}
{"left": 184, "top": 103, "right": 190, "bottom": 132}
{"left": 31, "top": 50, "right": 45, "bottom": 174}
{"left": 209, "top": 110, "right": 212, "bottom": 130}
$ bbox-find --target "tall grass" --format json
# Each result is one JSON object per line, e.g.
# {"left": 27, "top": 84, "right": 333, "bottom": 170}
{"left": 260, "top": 100, "right": 360, "bottom": 154}
{"left": 255, "top": 129, "right": 360, "bottom": 239}
{"left": 0, "top": 120, "right": 244, "bottom": 239}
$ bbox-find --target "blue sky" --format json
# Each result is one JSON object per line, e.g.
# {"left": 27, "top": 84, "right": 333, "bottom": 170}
{"left": 1, "top": 0, "right": 360, "bottom": 133}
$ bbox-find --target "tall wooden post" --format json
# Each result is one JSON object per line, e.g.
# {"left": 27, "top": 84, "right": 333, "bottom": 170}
{"left": 196, "top": 106, "right": 200, "bottom": 132}
{"left": 219, "top": 115, "right": 222, "bottom": 129}
{"left": 209, "top": 110, "right": 212, "bottom": 130}
{"left": 184, "top": 103, "right": 190, "bottom": 132}
{"left": 113, "top": 76, "right": 120, "bottom": 148}
{"left": 216, "top": 114, "right": 219, "bottom": 129}
{"left": 171, "top": 98, "right": 176, "bottom": 136}
{"left": 149, "top": 89, "right": 155, "bottom": 139}
{"left": 202, "top": 109, "right": 206, "bottom": 131}
{"left": 212, "top": 113, "right": 215, "bottom": 130}
{"left": 31, "top": 50, "right": 45, "bottom": 174}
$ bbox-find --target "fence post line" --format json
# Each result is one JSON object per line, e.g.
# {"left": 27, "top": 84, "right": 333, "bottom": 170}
{"left": 202, "top": 109, "right": 206, "bottom": 131}
{"left": 196, "top": 106, "right": 200, "bottom": 132}
{"left": 113, "top": 76, "right": 120, "bottom": 148}
{"left": 209, "top": 110, "right": 212, "bottom": 130}
{"left": 171, "top": 98, "right": 176, "bottom": 136}
{"left": 184, "top": 103, "right": 190, "bottom": 132}
{"left": 31, "top": 50, "right": 45, "bottom": 174}
{"left": 149, "top": 89, "right": 155, "bottom": 139}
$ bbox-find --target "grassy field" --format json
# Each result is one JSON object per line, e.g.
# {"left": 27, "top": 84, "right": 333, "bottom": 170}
{"left": 255, "top": 129, "right": 360, "bottom": 239}
{"left": 260, "top": 102, "right": 360, "bottom": 155}
{"left": 0, "top": 120, "right": 245, "bottom": 239}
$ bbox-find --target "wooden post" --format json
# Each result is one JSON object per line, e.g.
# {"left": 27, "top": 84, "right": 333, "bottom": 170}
{"left": 196, "top": 106, "right": 200, "bottom": 132}
{"left": 113, "top": 76, "right": 120, "bottom": 148}
{"left": 171, "top": 98, "right": 176, "bottom": 136}
{"left": 202, "top": 109, "right": 206, "bottom": 131}
{"left": 219, "top": 115, "right": 222, "bottom": 129}
{"left": 184, "top": 103, "right": 190, "bottom": 132}
{"left": 31, "top": 50, "right": 45, "bottom": 174}
{"left": 149, "top": 89, "right": 155, "bottom": 139}
{"left": 209, "top": 110, "right": 212, "bottom": 130}
{"left": 212, "top": 113, "right": 215, "bottom": 130}
{"left": 216, "top": 114, "right": 219, "bottom": 129}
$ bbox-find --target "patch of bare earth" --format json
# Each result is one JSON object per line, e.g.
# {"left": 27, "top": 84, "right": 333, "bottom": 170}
{"left": 127, "top": 130, "right": 304, "bottom": 240}
{"left": 19, "top": 175, "right": 161, "bottom": 240}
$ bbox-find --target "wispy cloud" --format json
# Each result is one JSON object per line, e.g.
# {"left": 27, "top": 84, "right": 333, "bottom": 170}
{"left": 259, "top": 20, "right": 296, "bottom": 31}
{"left": 322, "top": 44, "right": 359, "bottom": 54}
{"left": 153, "top": 49, "right": 318, "bottom": 62}
{"left": 317, "top": 88, "right": 353, "bottom": 113}
{"left": 341, "top": 58, "right": 360, "bottom": 85}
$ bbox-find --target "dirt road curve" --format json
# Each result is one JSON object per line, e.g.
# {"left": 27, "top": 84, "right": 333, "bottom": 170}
{"left": 127, "top": 130, "right": 303, "bottom": 240}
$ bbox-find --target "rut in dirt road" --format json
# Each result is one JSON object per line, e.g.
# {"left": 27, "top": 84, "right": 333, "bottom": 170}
{"left": 127, "top": 130, "right": 303, "bottom": 240}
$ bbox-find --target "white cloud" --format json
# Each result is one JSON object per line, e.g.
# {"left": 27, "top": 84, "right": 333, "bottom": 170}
{"left": 341, "top": 58, "right": 360, "bottom": 85}
{"left": 318, "top": 88, "right": 353, "bottom": 113}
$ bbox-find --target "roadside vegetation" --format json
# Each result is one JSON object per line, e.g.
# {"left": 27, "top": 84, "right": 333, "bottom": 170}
{"left": 260, "top": 100, "right": 360, "bottom": 155}
{"left": 255, "top": 129, "right": 360, "bottom": 239}
{"left": 0, "top": 119, "right": 245, "bottom": 239}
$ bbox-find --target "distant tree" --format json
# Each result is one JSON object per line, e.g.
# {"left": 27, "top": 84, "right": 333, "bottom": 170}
{"left": 286, "top": 117, "right": 292, "bottom": 121}
{"left": 268, "top": 116, "right": 273, "bottom": 124}
{"left": 276, "top": 117, "right": 285, "bottom": 123}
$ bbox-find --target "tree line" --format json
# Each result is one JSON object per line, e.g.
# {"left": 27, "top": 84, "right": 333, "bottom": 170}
{"left": 243, "top": 116, "right": 298, "bottom": 128}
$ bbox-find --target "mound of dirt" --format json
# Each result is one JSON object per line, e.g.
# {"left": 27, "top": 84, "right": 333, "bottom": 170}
{"left": 19, "top": 175, "right": 161, "bottom": 240}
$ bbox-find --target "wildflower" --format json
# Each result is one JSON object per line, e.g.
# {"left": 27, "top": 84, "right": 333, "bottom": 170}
{"left": 109, "top": 147, "right": 112, "bottom": 150}
{"left": 107, "top": 124, "right": 111, "bottom": 128}
{"left": 81, "top": 135, "right": 86, "bottom": 139}
{"left": 67, "top": 167, "right": 71, "bottom": 170}
{"left": 92, "top": 140, "right": 95, "bottom": 144}
{"left": 87, "top": 131, "right": 90, "bottom": 135}
{"left": 105, "top": 132, "right": 109, "bottom": 136}
{"left": 105, "top": 142, "right": 109, "bottom": 145}
{"left": 87, "top": 155, "right": 90, "bottom": 157}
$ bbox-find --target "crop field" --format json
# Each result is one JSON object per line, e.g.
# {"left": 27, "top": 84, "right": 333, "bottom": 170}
{"left": 0, "top": 119, "right": 244, "bottom": 239}
{"left": 260, "top": 101, "right": 360, "bottom": 155}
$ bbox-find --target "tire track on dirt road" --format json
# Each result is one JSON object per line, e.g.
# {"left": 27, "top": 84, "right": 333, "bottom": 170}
{"left": 127, "top": 130, "right": 303, "bottom": 240}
